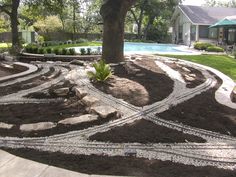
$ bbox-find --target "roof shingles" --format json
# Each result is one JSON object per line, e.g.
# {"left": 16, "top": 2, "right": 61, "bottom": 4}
{"left": 179, "top": 5, "right": 236, "bottom": 25}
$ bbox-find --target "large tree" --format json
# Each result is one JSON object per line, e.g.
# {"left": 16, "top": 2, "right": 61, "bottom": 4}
{"left": 100, "top": 0, "right": 136, "bottom": 63}
{"left": 0, "top": 0, "right": 20, "bottom": 54}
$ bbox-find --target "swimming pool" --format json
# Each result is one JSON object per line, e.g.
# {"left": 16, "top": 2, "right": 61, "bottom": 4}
{"left": 73, "top": 42, "right": 194, "bottom": 54}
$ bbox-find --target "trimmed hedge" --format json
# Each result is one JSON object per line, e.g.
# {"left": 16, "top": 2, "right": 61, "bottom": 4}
{"left": 194, "top": 42, "right": 213, "bottom": 50}
{"left": 206, "top": 46, "right": 224, "bottom": 52}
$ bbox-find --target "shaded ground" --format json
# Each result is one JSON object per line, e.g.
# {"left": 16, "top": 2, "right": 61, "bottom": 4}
{"left": 90, "top": 119, "right": 205, "bottom": 143}
{"left": 158, "top": 77, "right": 236, "bottom": 136}
{"left": 93, "top": 59, "right": 174, "bottom": 107}
{"left": 0, "top": 66, "right": 20, "bottom": 77}
{"left": 0, "top": 67, "right": 56, "bottom": 97}
{"left": 3, "top": 148, "right": 236, "bottom": 177}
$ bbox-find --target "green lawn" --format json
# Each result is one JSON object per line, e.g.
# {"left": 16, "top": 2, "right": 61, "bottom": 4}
{"left": 42, "top": 41, "right": 101, "bottom": 49}
{"left": 162, "top": 54, "right": 236, "bottom": 81}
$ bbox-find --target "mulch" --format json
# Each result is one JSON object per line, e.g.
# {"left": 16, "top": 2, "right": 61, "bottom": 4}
{"left": 89, "top": 119, "right": 206, "bottom": 143}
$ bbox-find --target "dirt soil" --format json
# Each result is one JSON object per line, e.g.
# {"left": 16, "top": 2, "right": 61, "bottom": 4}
{"left": 3, "top": 148, "right": 235, "bottom": 177}
{"left": 0, "top": 66, "right": 20, "bottom": 77}
{"left": 89, "top": 119, "right": 206, "bottom": 143}
{"left": 93, "top": 59, "right": 174, "bottom": 107}
{"left": 158, "top": 76, "right": 236, "bottom": 137}
{"left": 0, "top": 67, "right": 56, "bottom": 97}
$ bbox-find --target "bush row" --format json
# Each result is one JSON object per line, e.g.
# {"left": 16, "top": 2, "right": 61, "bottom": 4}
{"left": 41, "top": 38, "right": 89, "bottom": 47}
{"left": 194, "top": 42, "right": 224, "bottom": 52}
{"left": 25, "top": 45, "right": 76, "bottom": 55}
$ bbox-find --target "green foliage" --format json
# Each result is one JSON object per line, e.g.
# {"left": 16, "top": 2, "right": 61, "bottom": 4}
{"left": 53, "top": 48, "right": 61, "bottom": 55}
{"left": 61, "top": 48, "right": 68, "bottom": 55}
{"left": 206, "top": 46, "right": 224, "bottom": 52}
{"left": 194, "top": 42, "right": 213, "bottom": 50}
{"left": 87, "top": 59, "right": 113, "bottom": 82}
{"left": 38, "top": 47, "right": 45, "bottom": 54}
{"left": 69, "top": 48, "right": 76, "bottom": 55}
{"left": 37, "top": 35, "right": 45, "bottom": 43}
{"left": 25, "top": 44, "right": 38, "bottom": 53}
{"left": 87, "top": 48, "right": 91, "bottom": 55}
{"left": 80, "top": 48, "right": 86, "bottom": 55}
{"left": 46, "top": 47, "right": 52, "bottom": 54}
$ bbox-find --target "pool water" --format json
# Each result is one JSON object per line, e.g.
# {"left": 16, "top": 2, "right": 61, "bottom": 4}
{"left": 73, "top": 42, "right": 192, "bottom": 54}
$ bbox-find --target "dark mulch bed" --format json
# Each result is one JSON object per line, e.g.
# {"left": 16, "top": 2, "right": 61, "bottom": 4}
{"left": 165, "top": 62, "right": 206, "bottom": 88}
{"left": 93, "top": 59, "right": 174, "bottom": 107}
{"left": 89, "top": 119, "right": 205, "bottom": 143}
{"left": 158, "top": 77, "right": 236, "bottom": 137}
{"left": 0, "top": 67, "right": 55, "bottom": 97}
{"left": 0, "top": 97, "right": 83, "bottom": 125}
{"left": 3, "top": 148, "right": 235, "bottom": 177}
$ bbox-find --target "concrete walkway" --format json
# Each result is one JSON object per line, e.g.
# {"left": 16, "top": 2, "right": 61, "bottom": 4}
{"left": 0, "top": 149, "right": 118, "bottom": 177}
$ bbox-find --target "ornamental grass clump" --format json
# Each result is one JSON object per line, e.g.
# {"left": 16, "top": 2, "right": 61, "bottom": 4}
{"left": 87, "top": 59, "right": 112, "bottom": 82}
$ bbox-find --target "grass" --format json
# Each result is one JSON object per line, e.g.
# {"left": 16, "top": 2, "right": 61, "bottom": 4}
{"left": 162, "top": 54, "right": 236, "bottom": 81}
{"left": 42, "top": 41, "right": 101, "bottom": 49}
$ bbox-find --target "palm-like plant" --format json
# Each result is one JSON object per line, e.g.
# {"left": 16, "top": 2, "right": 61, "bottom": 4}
{"left": 87, "top": 59, "right": 113, "bottom": 82}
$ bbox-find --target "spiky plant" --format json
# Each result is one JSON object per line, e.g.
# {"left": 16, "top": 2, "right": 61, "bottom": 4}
{"left": 87, "top": 59, "right": 112, "bottom": 82}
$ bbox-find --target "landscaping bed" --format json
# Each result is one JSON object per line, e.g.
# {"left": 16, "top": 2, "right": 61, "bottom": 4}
{"left": 93, "top": 59, "right": 174, "bottom": 107}
{"left": 158, "top": 78, "right": 236, "bottom": 136}
{"left": 3, "top": 148, "right": 235, "bottom": 177}
{"left": 89, "top": 119, "right": 206, "bottom": 143}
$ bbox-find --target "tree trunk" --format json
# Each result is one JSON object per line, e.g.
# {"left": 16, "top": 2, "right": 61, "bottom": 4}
{"left": 100, "top": 0, "right": 136, "bottom": 63}
{"left": 11, "top": 0, "right": 20, "bottom": 54}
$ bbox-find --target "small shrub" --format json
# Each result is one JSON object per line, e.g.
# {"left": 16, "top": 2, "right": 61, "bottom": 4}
{"left": 37, "top": 35, "right": 44, "bottom": 43}
{"left": 194, "top": 42, "right": 213, "bottom": 50}
{"left": 206, "top": 46, "right": 224, "bottom": 52}
{"left": 53, "top": 48, "right": 61, "bottom": 55}
{"left": 69, "top": 48, "right": 76, "bottom": 55}
{"left": 32, "top": 46, "right": 39, "bottom": 54}
{"left": 87, "top": 48, "right": 91, "bottom": 55}
{"left": 80, "top": 48, "right": 86, "bottom": 55}
{"left": 87, "top": 59, "right": 112, "bottom": 82}
{"left": 38, "top": 48, "right": 45, "bottom": 54}
{"left": 46, "top": 48, "right": 52, "bottom": 54}
{"left": 61, "top": 48, "right": 68, "bottom": 55}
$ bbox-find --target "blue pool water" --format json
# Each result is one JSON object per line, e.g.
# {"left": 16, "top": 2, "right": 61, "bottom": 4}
{"left": 73, "top": 42, "right": 192, "bottom": 54}
{"left": 124, "top": 42, "right": 184, "bottom": 53}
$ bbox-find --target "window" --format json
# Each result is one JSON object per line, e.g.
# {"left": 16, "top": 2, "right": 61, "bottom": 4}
{"left": 199, "top": 26, "right": 209, "bottom": 38}
{"left": 228, "top": 29, "right": 236, "bottom": 44}
{"left": 209, "top": 28, "right": 217, "bottom": 39}
{"left": 191, "top": 25, "right": 196, "bottom": 40}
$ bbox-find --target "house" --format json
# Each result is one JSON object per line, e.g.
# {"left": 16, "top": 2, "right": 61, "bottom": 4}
{"left": 171, "top": 5, "right": 236, "bottom": 46}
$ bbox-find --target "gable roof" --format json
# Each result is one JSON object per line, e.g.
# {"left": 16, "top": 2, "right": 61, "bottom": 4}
{"left": 179, "top": 5, "right": 236, "bottom": 25}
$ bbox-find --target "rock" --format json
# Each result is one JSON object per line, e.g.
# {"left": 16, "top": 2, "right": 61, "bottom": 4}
{"left": 81, "top": 95, "right": 99, "bottom": 107}
{"left": 20, "top": 122, "right": 57, "bottom": 132}
{"left": 53, "top": 87, "right": 70, "bottom": 97}
{"left": 90, "top": 105, "right": 118, "bottom": 118}
{"left": 74, "top": 87, "right": 88, "bottom": 99}
{"left": 231, "top": 86, "right": 236, "bottom": 102}
{"left": 189, "top": 73, "right": 196, "bottom": 78}
{"left": 0, "top": 122, "right": 14, "bottom": 129}
{"left": 182, "top": 67, "right": 191, "bottom": 73}
{"left": 58, "top": 114, "right": 98, "bottom": 125}
{"left": 184, "top": 75, "right": 195, "bottom": 81}
{"left": 70, "top": 60, "right": 84, "bottom": 66}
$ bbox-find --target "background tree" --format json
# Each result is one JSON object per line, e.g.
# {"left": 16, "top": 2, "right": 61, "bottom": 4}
{"left": 205, "top": 0, "right": 236, "bottom": 7}
{"left": 0, "top": 0, "right": 20, "bottom": 53}
{"left": 100, "top": 0, "right": 136, "bottom": 63}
